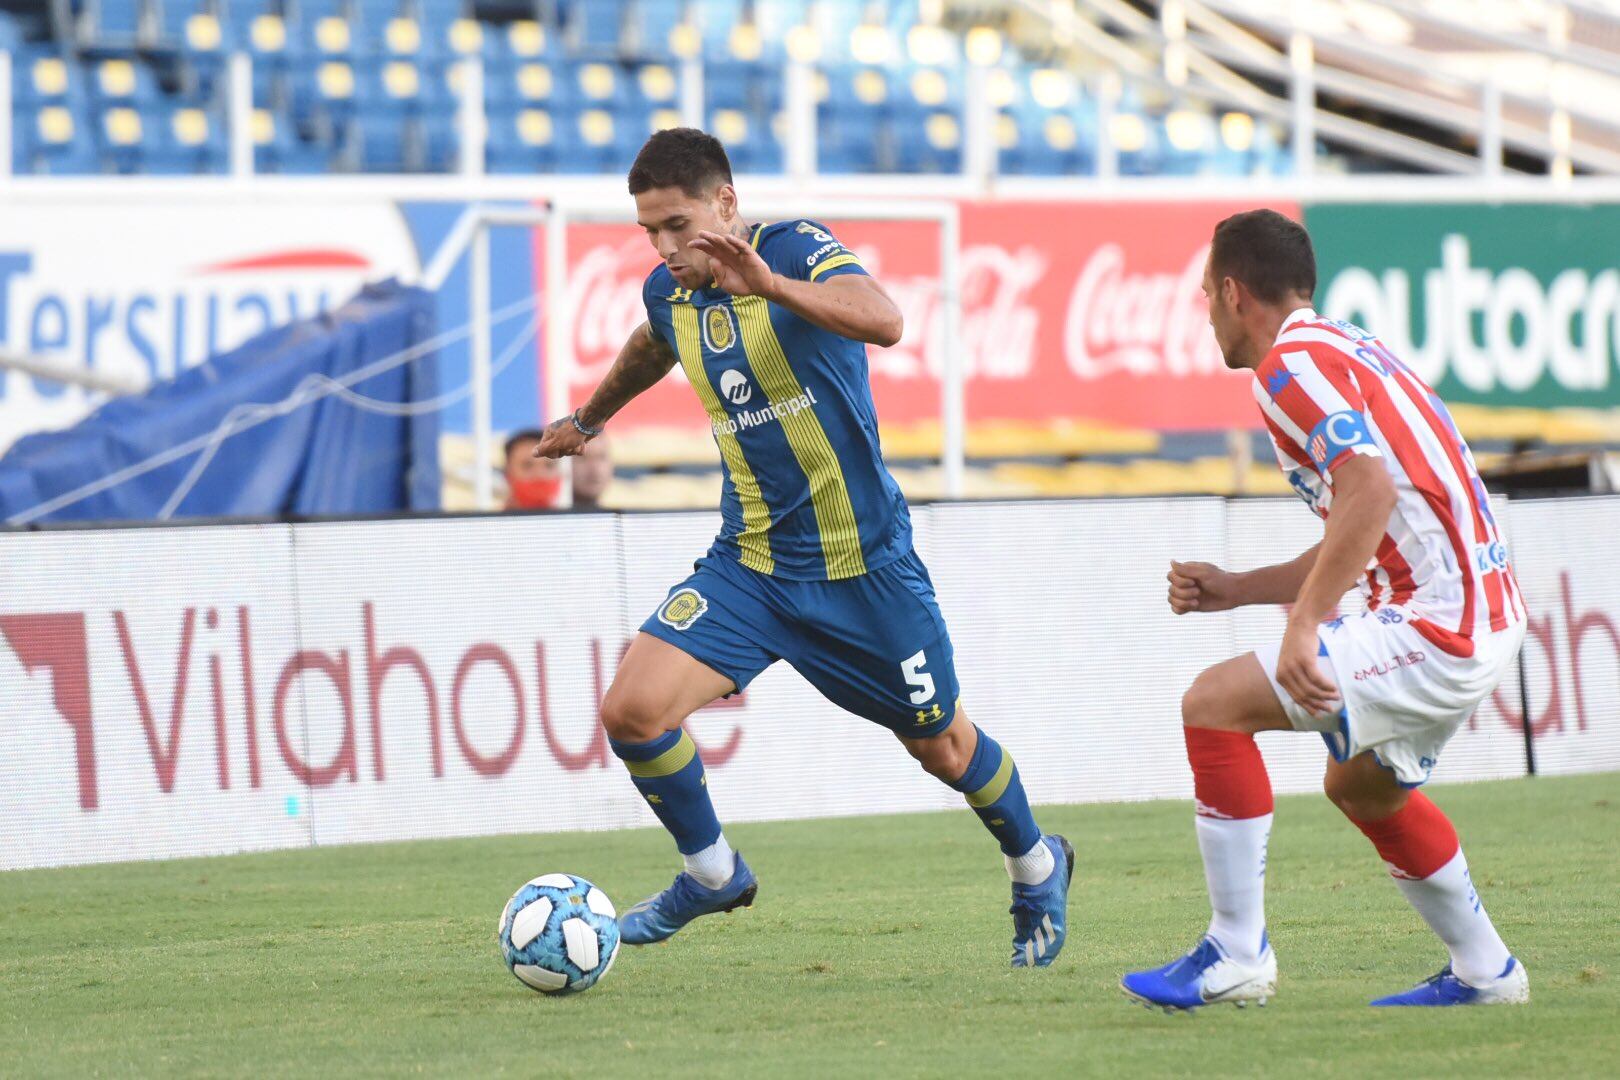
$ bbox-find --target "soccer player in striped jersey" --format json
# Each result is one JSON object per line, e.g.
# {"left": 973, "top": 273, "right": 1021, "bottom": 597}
{"left": 534, "top": 129, "right": 1072, "bottom": 967}
{"left": 1121, "top": 210, "right": 1529, "bottom": 1011}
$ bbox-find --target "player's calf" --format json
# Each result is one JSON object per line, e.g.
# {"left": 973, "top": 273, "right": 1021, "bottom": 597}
{"left": 904, "top": 715, "right": 1072, "bottom": 967}
{"left": 1328, "top": 760, "right": 1520, "bottom": 1000}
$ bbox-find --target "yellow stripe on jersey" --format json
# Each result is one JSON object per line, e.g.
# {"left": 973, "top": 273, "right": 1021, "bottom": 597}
{"left": 808, "top": 252, "right": 862, "bottom": 281}
{"left": 671, "top": 304, "right": 774, "bottom": 574}
{"left": 751, "top": 222, "right": 767, "bottom": 249}
{"left": 732, "top": 294, "right": 867, "bottom": 580}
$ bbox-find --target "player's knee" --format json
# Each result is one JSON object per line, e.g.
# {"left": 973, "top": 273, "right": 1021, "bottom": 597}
{"left": 598, "top": 685, "right": 677, "bottom": 743}
{"left": 1323, "top": 770, "right": 1407, "bottom": 821}
{"left": 903, "top": 726, "right": 973, "bottom": 781}
{"left": 1181, "top": 672, "right": 1234, "bottom": 731}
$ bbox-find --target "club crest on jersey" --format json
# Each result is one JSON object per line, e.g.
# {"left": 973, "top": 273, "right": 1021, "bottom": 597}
{"left": 703, "top": 304, "right": 738, "bottom": 352}
{"left": 657, "top": 588, "right": 709, "bottom": 631}
{"left": 795, "top": 221, "right": 833, "bottom": 243}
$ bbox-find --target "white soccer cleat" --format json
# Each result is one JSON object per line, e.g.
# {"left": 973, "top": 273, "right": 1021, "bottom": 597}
{"left": 1120, "top": 934, "right": 1278, "bottom": 1012}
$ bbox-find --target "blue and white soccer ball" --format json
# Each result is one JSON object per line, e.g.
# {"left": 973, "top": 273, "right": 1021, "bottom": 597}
{"left": 498, "top": 874, "right": 621, "bottom": 995}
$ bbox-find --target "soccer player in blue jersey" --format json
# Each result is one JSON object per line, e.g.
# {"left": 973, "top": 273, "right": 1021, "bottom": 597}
{"left": 533, "top": 128, "right": 1072, "bottom": 967}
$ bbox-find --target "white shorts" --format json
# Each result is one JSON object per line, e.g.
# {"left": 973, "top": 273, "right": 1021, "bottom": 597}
{"left": 1254, "top": 608, "right": 1525, "bottom": 787}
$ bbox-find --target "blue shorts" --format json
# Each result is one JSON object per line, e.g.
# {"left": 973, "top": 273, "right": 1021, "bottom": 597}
{"left": 639, "top": 549, "right": 961, "bottom": 737}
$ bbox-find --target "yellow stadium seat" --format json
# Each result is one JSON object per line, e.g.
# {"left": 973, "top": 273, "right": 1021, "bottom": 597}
{"left": 386, "top": 18, "right": 421, "bottom": 56}
{"left": 172, "top": 108, "right": 209, "bottom": 146}
{"left": 104, "top": 107, "right": 142, "bottom": 146}
{"left": 37, "top": 106, "right": 75, "bottom": 144}
{"left": 517, "top": 110, "right": 553, "bottom": 147}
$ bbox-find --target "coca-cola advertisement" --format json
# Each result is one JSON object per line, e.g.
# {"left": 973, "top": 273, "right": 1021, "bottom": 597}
{"left": 554, "top": 200, "right": 1302, "bottom": 435}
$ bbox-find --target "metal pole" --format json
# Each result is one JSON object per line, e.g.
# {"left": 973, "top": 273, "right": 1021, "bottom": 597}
{"left": 0, "top": 51, "right": 12, "bottom": 181}
{"left": 1480, "top": 77, "right": 1503, "bottom": 178}
{"left": 680, "top": 55, "right": 705, "bottom": 129}
{"left": 0, "top": 348, "right": 145, "bottom": 394}
{"left": 940, "top": 205, "right": 964, "bottom": 500}
{"left": 544, "top": 203, "right": 572, "bottom": 508}
{"left": 963, "top": 60, "right": 993, "bottom": 187}
{"left": 229, "top": 51, "right": 253, "bottom": 179}
{"left": 1095, "top": 72, "right": 1119, "bottom": 180}
{"left": 1517, "top": 634, "right": 1538, "bottom": 776}
{"left": 1549, "top": 1, "right": 1573, "bottom": 181}
{"left": 458, "top": 57, "right": 486, "bottom": 178}
{"left": 1290, "top": 32, "right": 1316, "bottom": 180}
{"left": 785, "top": 58, "right": 816, "bottom": 180}
{"left": 470, "top": 219, "right": 493, "bottom": 511}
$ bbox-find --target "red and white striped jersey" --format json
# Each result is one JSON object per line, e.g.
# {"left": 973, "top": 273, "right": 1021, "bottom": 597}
{"left": 1253, "top": 308, "right": 1525, "bottom": 658}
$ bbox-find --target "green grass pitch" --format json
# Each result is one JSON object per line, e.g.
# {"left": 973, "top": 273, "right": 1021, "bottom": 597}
{"left": 3, "top": 773, "right": 1616, "bottom": 1077}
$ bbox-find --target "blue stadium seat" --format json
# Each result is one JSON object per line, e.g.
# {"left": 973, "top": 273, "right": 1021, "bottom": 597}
{"left": 252, "top": 105, "right": 332, "bottom": 172}
{"left": 709, "top": 107, "right": 780, "bottom": 174}
{"left": 817, "top": 64, "right": 891, "bottom": 172}
{"left": 145, "top": 104, "right": 229, "bottom": 173}
{"left": 630, "top": 0, "right": 685, "bottom": 58}
{"left": 294, "top": 11, "right": 356, "bottom": 59}
{"left": 487, "top": 17, "right": 551, "bottom": 67}
{"left": 14, "top": 50, "right": 91, "bottom": 110}
{"left": 93, "top": 57, "right": 162, "bottom": 106}
{"left": 486, "top": 106, "right": 557, "bottom": 173}
{"left": 421, "top": 112, "right": 459, "bottom": 171}
{"left": 158, "top": 0, "right": 208, "bottom": 43}
{"left": 96, "top": 104, "right": 149, "bottom": 173}
{"left": 697, "top": 0, "right": 745, "bottom": 57}
{"left": 357, "top": 112, "right": 413, "bottom": 171}
{"left": 14, "top": 104, "right": 101, "bottom": 174}
{"left": 92, "top": 0, "right": 145, "bottom": 42}
{"left": 567, "top": 0, "right": 626, "bottom": 55}
{"left": 551, "top": 106, "right": 631, "bottom": 173}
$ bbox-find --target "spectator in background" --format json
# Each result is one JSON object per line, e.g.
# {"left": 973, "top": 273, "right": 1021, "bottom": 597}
{"left": 571, "top": 434, "right": 615, "bottom": 510}
{"left": 503, "top": 428, "right": 561, "bottom": 510}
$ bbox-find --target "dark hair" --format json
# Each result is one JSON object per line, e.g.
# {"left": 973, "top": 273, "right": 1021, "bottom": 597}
{"left": 503, "top": 428, "right": 544, "bottom": 461}
{"left": 627, "top": 128, "right": 734, "bottom": 198}
{"left": 1209, "top": 209, "right": 1316, "bottom": 304}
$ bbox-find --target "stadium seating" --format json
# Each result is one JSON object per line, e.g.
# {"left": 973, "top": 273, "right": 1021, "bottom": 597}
{"left": 4, "top": 1, "right": 1291, "bottom": 177}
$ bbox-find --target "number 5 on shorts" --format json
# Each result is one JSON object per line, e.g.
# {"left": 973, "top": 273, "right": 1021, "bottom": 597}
{"left": 902, "top": 649, "right": 935, "bottom": 705}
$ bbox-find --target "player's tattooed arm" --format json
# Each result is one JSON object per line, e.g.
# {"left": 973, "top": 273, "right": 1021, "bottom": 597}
{"left": 532, "top": 322, "right": 676, "bottom": 458}
{"left": 689, "top": 230, "right": 904, "bottom": 347}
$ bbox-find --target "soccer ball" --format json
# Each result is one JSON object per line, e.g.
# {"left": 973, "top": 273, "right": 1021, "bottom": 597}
{"left": 498, "top": 874, "right": 621, "bottom": 995}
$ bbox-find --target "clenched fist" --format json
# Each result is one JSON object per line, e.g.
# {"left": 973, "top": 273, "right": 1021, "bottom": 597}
{"left": 1166, "top": 560, "right": 1242, "bottom": 615}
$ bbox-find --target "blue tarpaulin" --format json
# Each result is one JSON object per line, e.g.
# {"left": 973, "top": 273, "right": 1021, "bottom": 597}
{"left": 0, "top": 280, "right": 440, "bottom": 524}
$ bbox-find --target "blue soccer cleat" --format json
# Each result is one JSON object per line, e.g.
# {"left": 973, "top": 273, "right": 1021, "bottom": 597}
{"left": 1010, "top": 834, "right": 1074, "bottom": 968}
{"left": 1121, "top": 934, "right": 1278, "bottom": 1012}
{"left": 1370, "top": 957, "right": 1529, "bottom": 1007}
{"left": 619, "top": 853, "right": 758, "bottom": 945}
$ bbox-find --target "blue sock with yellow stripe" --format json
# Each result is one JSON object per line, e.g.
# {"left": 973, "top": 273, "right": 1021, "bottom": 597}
{"left": 609, "top": 728, "right": 723, "bottom": 856}
{"left": 951, "top": 727, "right": 1042, "bottom": 857}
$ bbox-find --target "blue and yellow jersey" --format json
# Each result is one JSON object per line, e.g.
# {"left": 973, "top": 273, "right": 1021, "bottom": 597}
{"left": 642, "top": 220, "right": 912, "bottom": 581}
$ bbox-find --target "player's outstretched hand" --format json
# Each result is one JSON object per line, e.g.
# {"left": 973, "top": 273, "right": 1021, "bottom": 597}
{"left": 532, "top": 414, "right": 590, "bottom": 458}
{"left": 689, "top": 230, "right": 777, "bottom": 298}
{"left": 1275, "top": 619, "right": 1340, "bottom": 717}
{"left": 1167, "top": 560, "right": 1240, "bottom": 614}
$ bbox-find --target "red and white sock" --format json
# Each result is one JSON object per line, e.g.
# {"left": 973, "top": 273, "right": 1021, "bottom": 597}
{"left": 1185, "top": 726, "right": 1274, "bottom": 964}
{"left": 1350, "top": 792, "right": 1512, "bottom": 986}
